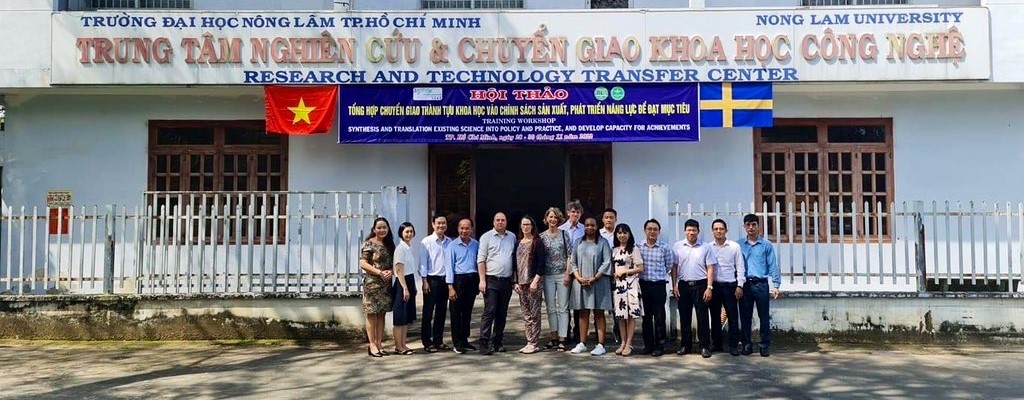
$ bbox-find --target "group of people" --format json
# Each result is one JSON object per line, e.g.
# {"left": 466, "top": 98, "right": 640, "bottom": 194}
{"left": 358, "top": 201, "right": 782, "bottom": 359}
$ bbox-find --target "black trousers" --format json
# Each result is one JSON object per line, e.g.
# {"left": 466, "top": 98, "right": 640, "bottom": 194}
{"left": 450, "top": 273, "right": 479, "bottom": 348}
{"left": 678, "top": 280, "right": 711, "bottom": 351}
{"left": 709, "top": 281, "right": 741, "bottom": 350}
{"left": 421, "top": 275, "right": 449, "bottom": 347}
{"left": 639, "top": 280, "right": 667, "bottom": 351}
{"left": 479, "top": 276, "right": 514, "bottom": 347}
{"left": 611, "top": 277, "right": 621, "bottom": 341}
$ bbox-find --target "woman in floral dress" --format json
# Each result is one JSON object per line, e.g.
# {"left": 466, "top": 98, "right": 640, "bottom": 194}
{"left": 359, "top": 217, "right": 395, "bottom": 357}
{"left": 612, "top": 223, "right": 644, "bottom": 356}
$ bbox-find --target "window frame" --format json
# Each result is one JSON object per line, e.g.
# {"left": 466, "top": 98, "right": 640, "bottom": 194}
{"left": 753, "top": 118, "right": 895, "bottom": 242}
{"left": 589, "top": 0, "right": 631, "bottom": 8}
{"left": 419, "top": 0, "right": 524, "bottom": 9}
{"left": 801, "top": 0, "right": 908, "bottom": 6}
{"left": 147, "top": 120, "right": 289, "bottom": 245}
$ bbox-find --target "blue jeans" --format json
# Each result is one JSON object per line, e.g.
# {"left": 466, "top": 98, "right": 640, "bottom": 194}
{"left": 740, "top": 279, "right": 771, "bottom": 349}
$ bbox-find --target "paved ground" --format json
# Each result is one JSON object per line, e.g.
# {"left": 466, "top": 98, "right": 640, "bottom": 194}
{"left": 3, "top": 340, "right": 1021, "bottom": 399}
{"left": 2, "top": 298, "right": 1021, "bottom": 399}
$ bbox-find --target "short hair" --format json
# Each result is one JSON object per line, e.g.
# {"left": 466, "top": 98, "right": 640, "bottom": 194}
{"left": 545, "top": 207, "right": 565, "bottom": 224}
{"left": 398, "top": 222, "right": 416, "bottom": 238}
{"left": 458, "top": 218, "right": 474, "bottom": 227}
{"left": 711, "top": 219, "right": 727, "bottom": 230}
{"left": 602, "top": 208, "right": 617, "bottom": 217}
{"left": 644, "top": 219, "right": 661, "bottom": 230}
{"left": 566, "top": 200, "right": 583, "bottom": 212}
{"left": 684, "top": 219, "right": 700, "bottom": 230}
{"left": 743, "top": 214, "right": 760, "bottom": 224}
{"left": 431, "top": 213, "right": 447, "bottom": 223}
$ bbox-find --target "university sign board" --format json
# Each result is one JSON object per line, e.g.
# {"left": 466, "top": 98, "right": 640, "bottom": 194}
{"left": 51, "top": 7, "right": 990, "bottom": 85}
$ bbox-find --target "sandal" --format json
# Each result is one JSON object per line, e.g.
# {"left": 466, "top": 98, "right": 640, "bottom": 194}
{"left": 556, "top": 342, "right": 567, "bottom": 352}
{"left": 545, "top": 339, "right": 558, "bottom": 350}
{"left": 395, "top": 348, "right": 415, "bottom": 355}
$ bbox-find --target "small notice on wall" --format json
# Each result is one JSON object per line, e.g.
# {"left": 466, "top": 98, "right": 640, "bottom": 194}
{"left": 46, "top": 190, "right": 72, "bottom": 208}
{"left": 46, "top": 190, "right": 72, "bottom": 235}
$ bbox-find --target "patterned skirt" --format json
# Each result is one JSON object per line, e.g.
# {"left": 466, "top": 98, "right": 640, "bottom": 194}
{"left": 614, "top": 274, "right": 644, "bottom": 319}
{"left": 362, "top": 274, "right": 393, "bottom": 314}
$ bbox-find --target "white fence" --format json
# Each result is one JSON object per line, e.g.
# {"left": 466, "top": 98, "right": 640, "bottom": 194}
{"left": 0, "top": 188, "right": 408, "bottom": 295}
{"left": 649, "top": 187, "right": 1024, "bottom": 293}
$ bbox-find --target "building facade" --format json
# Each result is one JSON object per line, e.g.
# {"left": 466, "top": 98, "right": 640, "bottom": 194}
{"left": 2, "top": 0, "right": 1023, "bottom": 294}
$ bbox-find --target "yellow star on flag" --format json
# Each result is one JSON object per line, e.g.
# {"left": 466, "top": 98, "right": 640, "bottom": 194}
{"left": 288, "top": 98, "right": 316, "bottom": 125}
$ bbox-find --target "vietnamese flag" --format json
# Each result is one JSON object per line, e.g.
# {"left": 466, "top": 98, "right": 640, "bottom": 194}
{"left": 265, "top": 85, "right": 338, "bottom": 135}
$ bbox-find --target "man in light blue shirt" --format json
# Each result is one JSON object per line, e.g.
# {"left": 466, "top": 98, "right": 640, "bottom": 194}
{"left": 559, "top": 199, "right": 585, "bottom": 247}
{"left": 739, "top": 214, "right": 782, "bottom": 357}
{"left": 445, "top": 218, "right": 480, "bottom": 354}
{"left": 419, "top": 214, "right": 452, "bottom": 353}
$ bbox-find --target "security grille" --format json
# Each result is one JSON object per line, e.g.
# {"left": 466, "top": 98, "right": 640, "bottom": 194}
{"left": 803, "top": 0, "right": 907, "bottom": 5}
{"left": 590, "top": 0, "right": 629, "bottom": 8}
{"left": 420, "top": 0, "right": 524, "bottom": 9}
{"left": 72, "top": 0, "right": 192, "bottom": 10}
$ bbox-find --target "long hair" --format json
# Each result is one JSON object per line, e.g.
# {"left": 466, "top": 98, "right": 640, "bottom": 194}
{"left": 365, "top": 217, "right": 396, "bottom": 256}
{"left": 517, "top": 215, "right": 538, "bottom": 241}
{"left": 613, "top": 223, "right": 636, "bottom": 254}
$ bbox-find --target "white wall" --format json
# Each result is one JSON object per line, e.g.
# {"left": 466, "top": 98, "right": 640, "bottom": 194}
{"left": 0, "top": 10, "right": 51, "bottom": 88}
{"left": 989, "top": 0, "right": 1024, "bottom": 82}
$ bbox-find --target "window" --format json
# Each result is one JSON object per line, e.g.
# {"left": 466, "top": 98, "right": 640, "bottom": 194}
{"left": 754, "top": 119, "right": 893, "bottom": 240}
{"left": 802, "top": 0, "right": 907, "bottom": 5}
{"left": 65, "top": 0, "right": 192, "bottom": 10}
{"left": 148, "top": 121, "right": 287, "bottom": 244}
{"left": 590, "top": 0, "right": 630, "bottom": 8}
{"left": 420, "top": 0, "right": 524, "bottom": 9}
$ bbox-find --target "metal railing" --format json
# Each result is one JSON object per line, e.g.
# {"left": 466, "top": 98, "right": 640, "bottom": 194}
{"left": 1, "top": 188, "right": 408, "bottom": 296}
{"left": 656, "top": 199, "right": 1024, "bottom": 293}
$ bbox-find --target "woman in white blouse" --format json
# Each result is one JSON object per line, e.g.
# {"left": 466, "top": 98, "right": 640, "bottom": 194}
{"left": 392, "top": 222, "right": 419, "bottom": 355}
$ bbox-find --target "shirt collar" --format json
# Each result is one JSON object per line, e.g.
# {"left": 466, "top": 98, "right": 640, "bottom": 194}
{"left": 681, "top": 239, "right": 703, "bottom": 248}
{"left": 643, "top": 240, "right": 664, "bottom": 248}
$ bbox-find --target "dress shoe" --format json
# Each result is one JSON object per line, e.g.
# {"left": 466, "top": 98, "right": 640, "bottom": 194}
{"left": 760, "top": 347, "right": 770, "bottom": 357}
{"left": 424, "top": 345, "right": 439, "bottom": 353}
{"left": 494, "top": 344, "right": 506, "bottom": 353}
{"left": 712, "top": 345, "right": 725, "bottom": 353}
{"left": 741, "top": 344, "right": 754, "bottom": 356}
{"left": 651, "top": 348, "right": 664, "bottom": 357}
{"left": 367, "top": 346, "right": 383, "bottom": 358}
{"left": 479, "top": 347, "right": 493, "bottom": 356}
{"left": 730, "top": 347, "right": 741, "bottom": 356}
{"left": 701, "top": 348, "right": 712, "bottom": 358}
{"left": 453, "top": 346, "right": 466, "bottom": 354}
{"left": 464, "top": 343, "right": 477, "bottom": 351}
{"left": 638, "top": 347, "right": 652, "bottom": 355}
{"left": 676, "top": 347, "right": 691, "bottom": 356}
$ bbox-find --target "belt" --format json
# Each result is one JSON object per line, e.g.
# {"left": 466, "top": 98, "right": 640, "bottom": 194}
{"left": 681, "top": 280, "right": 707, "bottom": 287}
{"left": 487, "top": 275, "right": 512, "bottom": 280}
{"left": 746, "top": 277, "right": 767, "bottom": 283}
{"left": 455, "top": 272, "right": 477, "bottom": 277}
{"left": 714, "top": 280, "right": 738, "bottom": 285}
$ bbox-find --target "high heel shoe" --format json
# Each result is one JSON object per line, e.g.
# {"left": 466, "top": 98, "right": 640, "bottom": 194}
{"left": 368, "top": 346, "right": 383, "bottom": 358}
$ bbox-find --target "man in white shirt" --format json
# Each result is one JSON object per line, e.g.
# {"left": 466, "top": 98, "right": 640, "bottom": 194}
{"left": 708, "top": 219, "right": 745, "bottom": 356}
{"left": 671, "top": 219, "right": 716, "bottom": 358}
{"left": 419, "top": 214, "right": 453, "bottom": 353}
{"left": 477, "top": 212, "right": 516, "bottom": 355}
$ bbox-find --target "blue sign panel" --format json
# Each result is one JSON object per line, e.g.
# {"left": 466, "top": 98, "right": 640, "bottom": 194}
{"left": 339, "top": 83, "right": 699, "bottom": 143}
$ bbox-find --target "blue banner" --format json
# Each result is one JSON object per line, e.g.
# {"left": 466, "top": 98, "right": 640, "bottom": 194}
{"left": 339, "top": 83, "right": 698, "bottom": 143}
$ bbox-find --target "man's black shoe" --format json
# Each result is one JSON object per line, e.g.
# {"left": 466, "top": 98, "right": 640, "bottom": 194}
{"left": 730, "top": 347, "right": 741, "bottom": 356}
{"left": 760, "top": 347, "right": 770, "bottom": 357}
{"left": 424, "top": 345, "right": 439, "bottom": 353}
{"left": 480, "top": 347, "right": 493, "bottom": 356}
{"left": 437, "top": 344, "right": 452, "bottom": 351}
{"left": 701, "top": 348, "right": 712, "bottom": 358}
{"left": 464, "top": 343, "right": 477, "bottom": 351}
{"left": 453, "top": 346, "right": 466, "bottom": 354}
{"left": 651, "top": 349, "right": 664, "bottom": 357}
{"left": 676, "top": 347, "right": 691, "bottom": 356}
{"left": 741, "top": 344, "right": 753, "bottom": 356}
{"left": 639, "top": 347, "right": 652, "bottom": 355}
{"left": 712, "top": 345, "right": 725, "bottom": 353}
{"left": 494, "top": 344, "right": 506, "bottom": 353}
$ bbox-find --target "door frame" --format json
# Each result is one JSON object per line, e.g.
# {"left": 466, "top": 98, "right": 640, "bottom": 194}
{"left": 427, "top": 143, "right": 613, "bottom": 227}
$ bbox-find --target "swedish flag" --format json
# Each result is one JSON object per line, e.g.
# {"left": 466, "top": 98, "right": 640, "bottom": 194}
{"left": 699, "top": 82, "right": 773, "bottom": 128}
